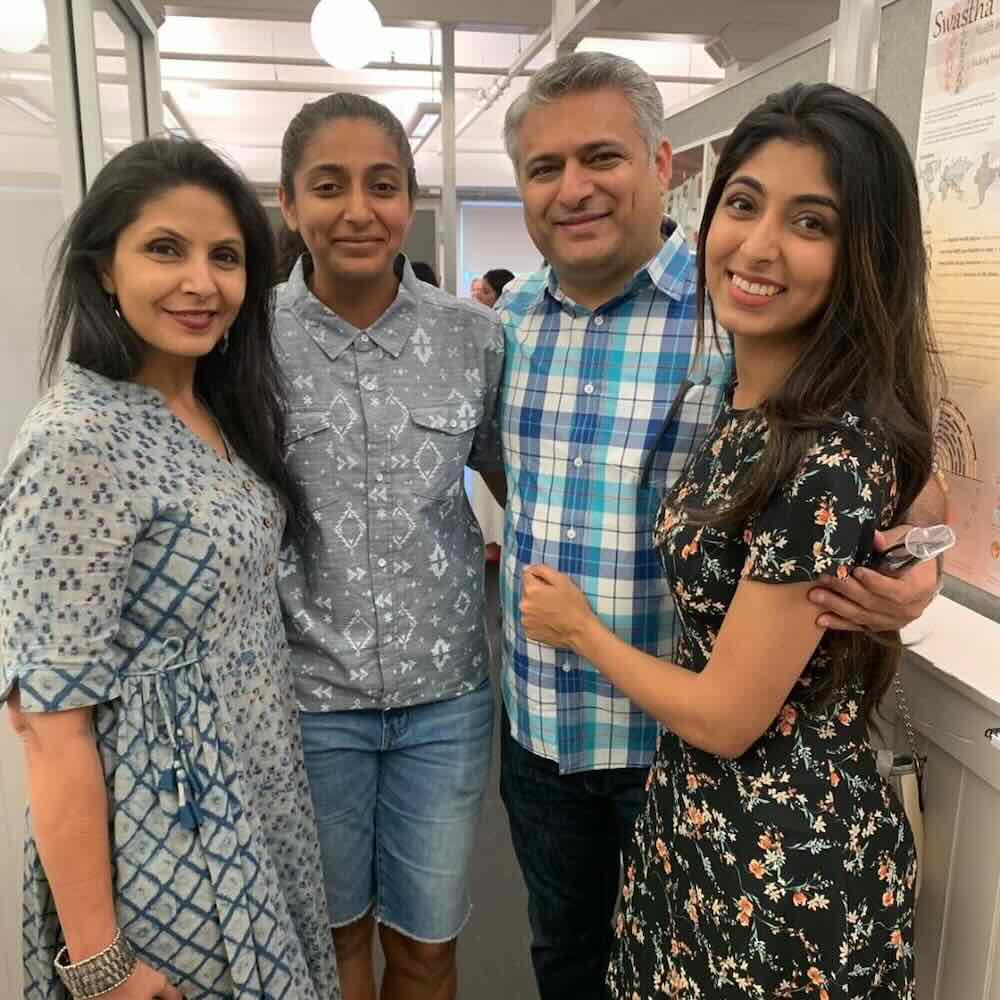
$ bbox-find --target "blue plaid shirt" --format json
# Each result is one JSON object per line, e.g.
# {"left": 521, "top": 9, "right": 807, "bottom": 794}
{"left": 498, "top": 221, "right": 731, "bottom": 774}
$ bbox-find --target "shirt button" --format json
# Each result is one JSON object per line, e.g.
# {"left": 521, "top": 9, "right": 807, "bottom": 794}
{"left": 378, "top": 558, "right": 387, "bottom": 568}
{"left": 243, "top": 480, "right": 254, "bottom": 492}
{"left": 562, "top": 664, "right": 572, "bottom": 673}
{"left": 593, "top": 315, "right": 605, "bottom": 326}
{"left": 375, "top": 473, "right": 384, "bottom": 482}
{"left": 583, "top": 384, "right": 594, "bottom": 395}
{"left": 566, "top": 529, "right": 576, "bottom": 540}
{"left": 450, "top": 419, "right": 458, "bottom": 428}
{"left": 360, "top": 333, "right": 371, "bottom": 343}
{"left": 573, "top": 456, "right": 583, "bottom": 468}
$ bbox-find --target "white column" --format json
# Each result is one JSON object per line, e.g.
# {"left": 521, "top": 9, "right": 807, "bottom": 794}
{"left": 827, "top": 0, "right": 880, "bottom": 96}
{"left": 440, "top": 23, "right": 458, "bottom": 294}
{"left": 551, "top": 0, "right": 576, "bottom": 62}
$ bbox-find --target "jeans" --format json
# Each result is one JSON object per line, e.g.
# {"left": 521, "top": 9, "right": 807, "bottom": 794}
{"left": 499, "top": 706, "right": 648, "bottom": 1000}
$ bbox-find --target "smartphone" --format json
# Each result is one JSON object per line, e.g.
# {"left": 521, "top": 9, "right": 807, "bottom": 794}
{"left": 872, "top": 524, "right": 956, "bottom": 573}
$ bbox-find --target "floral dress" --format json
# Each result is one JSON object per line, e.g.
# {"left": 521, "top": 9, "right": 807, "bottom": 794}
{"left": 607, "top": 400, "right": 916, "bottom": 1000}
{"left": 0, "top": 365, "right": 340, "bottom": 1000}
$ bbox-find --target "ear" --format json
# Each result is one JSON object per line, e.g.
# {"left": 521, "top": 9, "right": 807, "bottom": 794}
{"left": 98, "top": 267, "right": 115, "bottom": 295}
{"left": 654, "top": 139, "right": 673, "bottom": 193}
{"left": 277, "top": 183, "right": 299, "bottom": 232}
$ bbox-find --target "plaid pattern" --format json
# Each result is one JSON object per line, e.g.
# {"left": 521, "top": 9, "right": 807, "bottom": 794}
{"left": 498, "top": 222, "right": 731, "bottom": 774}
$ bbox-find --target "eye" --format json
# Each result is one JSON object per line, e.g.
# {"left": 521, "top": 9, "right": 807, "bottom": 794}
{"left": 590, "top": 151, "right": 622, "bottom": 166}
{"left": 372, "top": 181, "right": 399, "bottom": 195}
{"left": 313, "top": 181, "right": 340, "bottom": 195}
{"left": 794, "top": 215, "right": 829, "bottom": 235}
{"left": 528, "top": 163, "right": 558, "bottom": 180}
{"left": 213, "top": 248, "right": 244, "bottom": 266}
{"left": 724, "top": 193, "right": 755, "bottom": 214}
{"left": 147, "top": 240, "right": 180, "bottom": 257}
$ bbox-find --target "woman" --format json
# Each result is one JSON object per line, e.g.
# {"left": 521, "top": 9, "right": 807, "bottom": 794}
{"left": 0, "top": 138, "right": 339, "bottom": 999}
{"left": 273, "top": 94, "right": 505, "bottom": 1000}
{"left": 470, "top": 269, "right": 514, "bottom": 308}
{"left": 520, "top": 83, "right": 939, "bottom": 998}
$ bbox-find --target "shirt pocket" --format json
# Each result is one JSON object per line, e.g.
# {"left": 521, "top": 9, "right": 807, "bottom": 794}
{"left": 408, "top": 397, "right": 484, "bottom": 499}
{"left": 285, "top": 409, "right": 338, "bottom": 512}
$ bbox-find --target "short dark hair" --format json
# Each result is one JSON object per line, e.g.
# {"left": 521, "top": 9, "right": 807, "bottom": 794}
{"left": 277, "top": 93, "right": 418, "bottom": 279}
{"left": 483, "top": 268, "right": 515, "bottom": 298}
{"left": 410, "top": 260, "right": 439, "bottom": 286}
{"left": 41, "top": 135, "right": 307, "bottom": 536}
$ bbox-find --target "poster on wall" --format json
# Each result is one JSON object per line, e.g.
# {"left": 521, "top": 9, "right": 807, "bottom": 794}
{"left": 915, "top": 0, "right": 1000, "bottom": 599}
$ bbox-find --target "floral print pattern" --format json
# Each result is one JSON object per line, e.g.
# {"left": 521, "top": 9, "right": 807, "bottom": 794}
{"left": 607, "top": 402, "right": 916, "bottom": 999}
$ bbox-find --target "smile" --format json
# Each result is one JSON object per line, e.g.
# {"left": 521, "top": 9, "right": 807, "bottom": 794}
{"left": 728, "top": 272, "right": 785, "bottom": 298}
{"left": 555, "top": 213, "right": 610, "bottom": 228}
{"left": 164, "top": 309, "right": 217, "bottom": 331}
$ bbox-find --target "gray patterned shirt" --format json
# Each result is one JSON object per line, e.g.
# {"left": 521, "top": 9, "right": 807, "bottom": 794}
{"left": 275, "top": 256, "right": 504, "bottom": 712}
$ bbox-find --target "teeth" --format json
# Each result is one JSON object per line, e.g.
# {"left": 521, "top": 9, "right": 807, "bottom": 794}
{"left": 730, "top": 273, "right": 782, "bottom": 297}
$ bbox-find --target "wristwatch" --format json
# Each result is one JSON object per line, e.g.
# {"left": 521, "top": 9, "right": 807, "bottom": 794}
{"left": 54, "top": 928, "right": 137, "bottom": 999}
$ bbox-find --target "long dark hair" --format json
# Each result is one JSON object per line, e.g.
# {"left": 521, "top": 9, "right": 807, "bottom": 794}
{"left": 694, "top": 83, "right": 941, "bottom": 721}
{"left": 277, "top": 92, "right": 418, "bottom": 281}
{"left": 41, "top": 135, "right": 308, "bottom": 537}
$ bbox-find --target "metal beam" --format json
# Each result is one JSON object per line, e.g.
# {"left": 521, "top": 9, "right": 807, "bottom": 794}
{"left": 440, "top": 24, "right": 458, "bottom": 294}
{"left": 163, "top": 90, "right": 198, "bottom": 138}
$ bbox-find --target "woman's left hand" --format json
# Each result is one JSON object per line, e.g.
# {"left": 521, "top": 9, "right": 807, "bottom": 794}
{"left": 520, "top": 564, "right": 598, "bottom": 651}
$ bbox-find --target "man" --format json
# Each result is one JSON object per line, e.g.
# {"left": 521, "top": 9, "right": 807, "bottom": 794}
{"left": 495, "top": 51, "right": 942, "bottom": 999}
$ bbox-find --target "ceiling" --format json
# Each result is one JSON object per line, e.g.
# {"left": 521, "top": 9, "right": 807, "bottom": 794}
{"left": 0, "top": 1, "right": 839, "bottom": 192}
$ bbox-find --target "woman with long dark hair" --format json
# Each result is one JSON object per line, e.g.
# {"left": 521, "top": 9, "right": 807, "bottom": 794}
{"left": 520, "top": 82, "right": 940, "bottom": 997}
{"left": 1, "top": 137, "right": 338, "bottom": 999}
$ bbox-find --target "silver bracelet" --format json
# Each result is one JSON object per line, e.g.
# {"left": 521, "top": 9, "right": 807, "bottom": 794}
{"left": 54, "top": 927, "right": 137, "bottom": 999}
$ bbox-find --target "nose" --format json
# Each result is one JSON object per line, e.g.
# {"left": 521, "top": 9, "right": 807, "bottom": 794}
{"left": 556, "top": 160, "right": 595, "bottom": 208}
{"left": 179, "top": 254, "right": 217, "bottom": 297}
{"left": 344, "top": 183, "right": 375, "bottom": 225}
{"left": 739, "top": 211, "right": 781, "bottom": 262}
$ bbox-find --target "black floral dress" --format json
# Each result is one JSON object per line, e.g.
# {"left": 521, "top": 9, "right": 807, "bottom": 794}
{"left": 607, "top": 401, "right": 916, "bottom": 1000}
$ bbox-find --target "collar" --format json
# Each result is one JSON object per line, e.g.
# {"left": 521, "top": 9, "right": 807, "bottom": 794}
{"left": 280, "top": 254, "right": 422, "bottom": 361}
{"left": 542, "top": 217, "right": 694, "bottom": 314}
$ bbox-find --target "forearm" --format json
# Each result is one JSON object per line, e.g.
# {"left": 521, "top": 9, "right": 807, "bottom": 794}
{"left": 22, "top": 722, "right": 117, "bottom": 960}
{"left": 477, "top": 466, "right": 508, "bottom": 508}
{"left": 572, "top": 618, "right": 746, "bottom": 758}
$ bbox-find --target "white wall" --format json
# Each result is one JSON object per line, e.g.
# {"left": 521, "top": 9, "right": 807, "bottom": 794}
{"left": 458, "top": 200, "right": 541, "bottom": 296}
{"left": 0, "top": 187, "right": 64, "bottom": 999}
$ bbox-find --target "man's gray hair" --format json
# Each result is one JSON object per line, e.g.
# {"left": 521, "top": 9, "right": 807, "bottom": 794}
{"left": 503, "top": 51, "right": 665, "bottom": 166}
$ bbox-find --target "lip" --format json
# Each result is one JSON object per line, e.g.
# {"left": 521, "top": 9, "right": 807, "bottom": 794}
{"left": 725, "top": 269, "right": 786, "bottom": 308}
{"left": 164, "top": 309, "right": 217, "bottom": 331}
{"left": 554, "top": 212, "right": 611, "bottom": 229}
{"left": 334, "top": 237, "right": 384, "bottom": 246}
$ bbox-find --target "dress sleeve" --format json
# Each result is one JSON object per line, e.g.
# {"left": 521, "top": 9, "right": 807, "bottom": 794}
{"left": 742, "top": 421, "right": 898, "bottom": 584}
{"left": 0, "top": 427, "right": 138, "bottom": 711}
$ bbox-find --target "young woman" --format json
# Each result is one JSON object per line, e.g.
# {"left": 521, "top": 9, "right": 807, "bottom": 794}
{"left": 0, "top": 138, "right": 339, "bottom": 1000}
{"left": 273, "top": 94, "right": 506, "bottom": 1000}
{"left": 520, "top": 83, "right": 940, "bottom": 998}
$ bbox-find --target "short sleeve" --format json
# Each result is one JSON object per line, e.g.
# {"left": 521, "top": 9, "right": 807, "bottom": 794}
{"left": 742, "top": 421, "right": 897, "bottom": 584}
{"left": 0, "top": 428, "right": 137, "bottom": 711}
{"left": 468, "top": 319, "right": 505, "bottom": 473}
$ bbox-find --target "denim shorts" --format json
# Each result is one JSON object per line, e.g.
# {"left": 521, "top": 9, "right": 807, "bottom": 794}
{"left": 299, "top": 679, "right": 494, "bottom": 943}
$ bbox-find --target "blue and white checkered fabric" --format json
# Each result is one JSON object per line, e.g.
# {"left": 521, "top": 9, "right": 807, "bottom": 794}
{"left": 498, "top": 222, "right": 731, "bottom": 774}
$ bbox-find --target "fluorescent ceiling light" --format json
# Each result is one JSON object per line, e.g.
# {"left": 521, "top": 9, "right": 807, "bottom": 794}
{"left": 0, "top": 84, "right": 54, "bottom": 125}
{"left": 0, "top": 0, "right": 47, "bottom": 55}
{"left": 310, "top": 0, "right": 384, "bottom": 71}
{"left": 407, "top": 102, "right": 440, "bottom": 139}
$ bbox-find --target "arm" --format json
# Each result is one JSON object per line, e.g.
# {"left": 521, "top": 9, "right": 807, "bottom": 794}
{"left": 7, "top": 694, "right": 182, "bottom": 998}
{"left": 8, "top": 692, "right": 117, "bottom": 960}
{"left": 521, "top": 565, "right": 821, "bottom": 759}
{"left": 478, "top": 467, "right": 507, "bottom": 508}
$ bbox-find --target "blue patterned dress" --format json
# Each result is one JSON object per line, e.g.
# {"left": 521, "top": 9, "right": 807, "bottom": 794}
{"left": 0, "top": 365, "right": 340, "bottom": 1000}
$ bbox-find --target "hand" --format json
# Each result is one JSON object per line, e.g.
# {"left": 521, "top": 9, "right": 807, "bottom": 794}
{"left": 519, "top": 564, "right": 598, "bottom": 651}
{"left": 807, "top": 527, "right": 939, "bottom": 632}
{"left": 105, "top": 960, "right": 185, "bottom": 1000}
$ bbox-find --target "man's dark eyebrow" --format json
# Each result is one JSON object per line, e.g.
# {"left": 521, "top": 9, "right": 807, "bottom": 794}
{"left": 726, "top": 174, "right": 840, "bottom": 212}
{"left": 524, "top": 139, "right": 624, "bottom": 170}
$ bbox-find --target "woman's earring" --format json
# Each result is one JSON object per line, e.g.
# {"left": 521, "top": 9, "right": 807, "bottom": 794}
{"left": 218, "top": 329, "right": 230, "bottom": 354}
{"left": 108, "top": 293, "right": 123, "bottom": 321}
